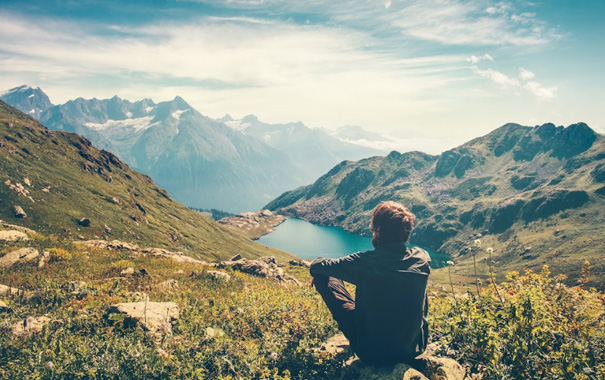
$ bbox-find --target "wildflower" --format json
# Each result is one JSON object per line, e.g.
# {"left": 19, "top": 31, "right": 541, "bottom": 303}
{"left": 474, "top": 239, "right": 481, "bottom": 247}
{"left": 45, "top": 362, "right": 53, "bottom": 369}
{"left": 269, "top": 352, "right": 279, "bottom": 361}
{"left": 446, "top": 261, "right": 455, "bottom": 266}
{"left": 486, "top": 247, "right": 493, "bottom": 254}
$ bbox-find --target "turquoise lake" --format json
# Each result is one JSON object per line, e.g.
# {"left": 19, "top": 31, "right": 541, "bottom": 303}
{"left": 257, "top": 218, "right": 450, "bottom": 269}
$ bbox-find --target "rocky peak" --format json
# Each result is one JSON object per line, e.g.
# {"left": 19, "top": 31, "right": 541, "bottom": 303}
{"left": 0, "top": 85, "right": 53, "bottom": 120}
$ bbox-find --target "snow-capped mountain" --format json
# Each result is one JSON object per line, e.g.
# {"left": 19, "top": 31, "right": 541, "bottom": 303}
{"left": 221, "top": 114, "right": 385, "bottom": 183}
{"left": 0, "top": 85, "right": 53, "bottom": 119}
{"left": 2, "top": 86, "right": 301, "bottom": 212}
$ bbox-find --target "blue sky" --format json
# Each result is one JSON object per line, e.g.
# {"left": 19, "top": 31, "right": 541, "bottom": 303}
{"left": 0, "top": 0, "right": 603, "bottom": 153}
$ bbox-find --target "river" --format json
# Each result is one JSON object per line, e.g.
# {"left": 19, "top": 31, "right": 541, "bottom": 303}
{"left": 257, "top": 218, "right": 450, "bottom": 269}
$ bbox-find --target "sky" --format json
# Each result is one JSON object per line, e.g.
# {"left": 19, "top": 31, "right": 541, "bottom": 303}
{"left": 0, "top": 0, "right": 603, "bottom": 153}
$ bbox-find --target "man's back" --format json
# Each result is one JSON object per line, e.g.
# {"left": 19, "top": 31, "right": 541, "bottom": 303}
{"left": 310, "top": 243, "right": 430, "bottom": 366}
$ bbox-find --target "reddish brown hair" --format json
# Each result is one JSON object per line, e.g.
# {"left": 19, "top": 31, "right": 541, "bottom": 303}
{"left": 370, "top": 201, "right": 416, "bottom": 246}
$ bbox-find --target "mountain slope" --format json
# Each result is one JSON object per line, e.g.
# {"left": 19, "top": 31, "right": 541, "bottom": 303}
{"left": 36, "top": 94, "right": 300, "bottom": 213}
{"left": 0, "top": 100, "right": 292, "bottom": 262}
{"left": 267, "top": 122, "right": 605, "bottom": 283}
{"left": 0, "top": 85, "right": 52, "bottom": 120}
{"left": 222, "top": 114, "right": 384, "bottom": 183}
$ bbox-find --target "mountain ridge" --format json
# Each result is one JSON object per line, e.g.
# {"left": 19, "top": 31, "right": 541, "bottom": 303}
{"left": 0, "top": 99, "right": 292, "bottom": 262}
{"left": 266, "top": 122, "right": 605, "bottom": 284}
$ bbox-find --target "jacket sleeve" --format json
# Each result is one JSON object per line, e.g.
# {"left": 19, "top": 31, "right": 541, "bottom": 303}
{"left": 309, "top": 252, "right": 368, "bottom": 285}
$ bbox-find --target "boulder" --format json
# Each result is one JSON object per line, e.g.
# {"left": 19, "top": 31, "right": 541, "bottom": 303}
{"left": 158, "top": 279, "right": 179, "bottom": 290}
{"left": 207, "top": 270, "right": 231, "bottom": 281}
{"left": 38, "top": 250, "right": 50, "bottom": 268}
{"left": 0, "top": 230, "right": 29, "bottom": 241}
{"left": 12, "top": 316, "right": 51, "bottom": 336}
{"left": 0, "top": 284, "right": 21, "bottom": 296}
{"left": 322, "top": 334, "right": 467, "bottom": 380}
{"left": 13, "top": 205, "right": 27, "bottom": 218}
{"left": 106, "top": 301, "right": 179, "bottom": 334}
{"left": 289, "top": 259, "right": 311, "bottom": 268}
{"left": 0, "top": 247, "right": 39, "bottom": 268}
{"left": 120, "top": 267, "right": 135, "bottom": 275}
{"left": 77, "top": 218, "right": 91, "bottom": 227}
{"left": 223, "top": 257, "right": 300, "bottom": 286}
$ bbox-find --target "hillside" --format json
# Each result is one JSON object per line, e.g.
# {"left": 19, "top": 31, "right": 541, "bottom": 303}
{"left": 267, "top": 122, "right": 605, "bottom": 284}
{"left": 0, "top": 100, "right": 292, "bottom": 262}
{"left": 37, "top": 95, "right": 300, "bottom": 213}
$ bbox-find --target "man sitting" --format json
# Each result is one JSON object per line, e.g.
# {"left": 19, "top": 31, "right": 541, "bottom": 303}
{"left": 310, "top": 201, "right": 430, "bottom": 366}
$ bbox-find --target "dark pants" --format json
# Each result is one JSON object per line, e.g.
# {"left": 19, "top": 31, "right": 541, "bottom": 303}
{"left": 312, "top": 273, "right": 358, "bottom": 351}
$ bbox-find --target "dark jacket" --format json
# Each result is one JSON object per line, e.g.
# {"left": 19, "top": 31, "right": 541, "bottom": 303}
{"left": 310, "top": 242, "right": 430, "bottom": 366}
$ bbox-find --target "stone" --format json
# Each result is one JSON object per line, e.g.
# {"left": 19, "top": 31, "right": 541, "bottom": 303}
{"left": 120, "top": 267, "right": 135, "bottom": 275}
{"left": 106, "top": 301, "right": 179, "bottom": 334}
{"left": 321, "top": 334, "right": 467, "bottom": 380}
{"left": 60, "top": 281, "right": 88, "bottom": 299}
{"left": 0, "top": 284, "right": 21, "bottom": 296}
{"left": 38, "top": 250, "right": 50, "bottom": 268}
{"left": 13, "top": 205, "right": 27, "bottom": 218}
{"left": 207, "top": 270, "right": 231, "bottom": 281}
{"left": 224, "top": 257, "right": 300, "bottom": 286}
{"left": 229, "top": 254, "right": 243, "bottom": 261}
{"left": 158, "top": 279, "right": 179, "bottom": 290}
{"left": 0, "top": 300, "right": 10, "bottom": 312}
{"left": 289, "top": 259, "right": 311, "bottom": 268}
{"left": 78, "top": 218, "right": 91, "bottom": 227}
{"left": 0, "top": 247, "right": 39, "bottom": 268}
{"left": 12, "top": 316, "right": 51, "bottom": 336}
{"left": 0, "top": 230, "right": 29, "bottom": 241}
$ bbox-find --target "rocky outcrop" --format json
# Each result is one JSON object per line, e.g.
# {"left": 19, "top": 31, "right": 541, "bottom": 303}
{"left": 77, "top": 240, "right": 209, "bottom": 265}
{"left": 105, "top": 301, "right": 179, "bottom": 334}
{"left": 0, "top": 247, "right": 39, "bottom": 268}
{"left": 321, "top": 334, "right": 467, "bottom": 380}
{"left": 218, "top": 209, "right": 286, "bottom": 239}
{"left": 13, "top": 205, "right": 27, "bottom": 218}
{"left": 217, "top": 256, "right": 300, "bottom": 286}
{"left": 0, "top": 230, "right": 29, "bottom": 241}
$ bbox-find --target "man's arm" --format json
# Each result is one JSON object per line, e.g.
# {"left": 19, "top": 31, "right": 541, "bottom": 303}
{"left": 309, "top": 252, "right": 368, "bottom": 285}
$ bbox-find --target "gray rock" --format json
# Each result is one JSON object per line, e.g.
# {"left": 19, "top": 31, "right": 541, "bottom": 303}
{"left": 0, "top": 247, "right": 39, "bottom": 268}
{"left": 227, "top": 257, "right": 300, "bottom": 286}
{"left": 289, "top": 259, "right": 311, "bottom": 268}
{"left": 12, "top": 316, "right": 51, "bottom": 336}
{"left": 207, "top": 270, "right": 231, "bottom": 281}
{"left": 106, "top": 301, "right": 179, "bottom": 334}
{"left": 78, "top": 218, "right": 91, "bottom": 227}
{"left": 120, "top": 267, "right": 135, "bottom": 275}
{"left": 38, "top": 250, "right": 50, "bottom": 268}
{"left": 0, "top": 284, "right": 21, "bottom": 295}
{"left": 158, "top": 279, "right": 179, "bottom": 290}
{"left": 229, "top": 254, "right": 243, "bottom": 261}
{"left": 0, "top": 230, "right": 29, "bottom": 241}
{"left": 13, "top": 205, "right": 27, "bottom": 218}
{"left": 321, "top": 334, "right": 467, "bottom": 380}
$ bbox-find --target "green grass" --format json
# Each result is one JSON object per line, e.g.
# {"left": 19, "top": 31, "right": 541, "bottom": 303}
{"left": 1, "top": 232, "right": 604, "bottom": 379}
{"left": 0, "top": 100, "right": 292, "bottom": 263}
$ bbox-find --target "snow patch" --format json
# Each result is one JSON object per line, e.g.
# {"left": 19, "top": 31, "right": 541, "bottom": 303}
{"left": 27, "top": 94, "right": 35, "bottom": 98}
{"left": 85, "top": 116, "right": 155, "bottom": 132}
{"left": 171, "top": 110, "right": 187, "bottom": 120}
{"left": 28, "top": 109, "right": 35, "bottom": 114}
{"left": 145, "top": 106, "right": 153, "bottom": 113}
{"left": 224, "top": 119, "right": 250, "bottom": 131}
{"left": 125, "top": 111, "right": 132, "bottom": 117}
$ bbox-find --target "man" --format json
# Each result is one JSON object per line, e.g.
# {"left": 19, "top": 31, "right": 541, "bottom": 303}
{"left": 310, "top": 201, "right": 430, "bottom": 366}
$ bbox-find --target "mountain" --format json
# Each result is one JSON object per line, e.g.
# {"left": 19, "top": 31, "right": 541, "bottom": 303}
{"left": 0, "top": 100, "right": 292, "bottom": 262}
{"left": 222, "top": 115, "right": 384, "bottom": 183}
{"left": 24, "top": 92, "right": 300, "bottom": 213}
{"left": 0, "top": 85, "right": 53, "bottom": 119}
{"left": 266, "top": 122, "right": 605, "bottom": 283}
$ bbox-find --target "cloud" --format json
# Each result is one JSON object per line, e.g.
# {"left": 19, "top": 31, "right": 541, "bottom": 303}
{"left": 524, "top": 81, "right": 557, "bottom": 100}
{"left": 468, "top": 55, "right": 557, "bottom": 100}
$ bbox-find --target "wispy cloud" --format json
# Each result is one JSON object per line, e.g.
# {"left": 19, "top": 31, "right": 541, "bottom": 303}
{"left": 468, "top": 55, "right": 557, "bottom": 100}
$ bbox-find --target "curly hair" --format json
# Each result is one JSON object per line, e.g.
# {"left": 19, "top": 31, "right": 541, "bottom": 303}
{"left": 370, "top": 201, "right": 416, "bottom": 247}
